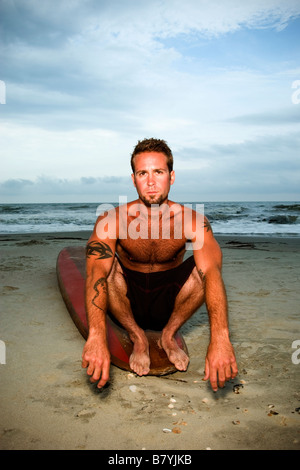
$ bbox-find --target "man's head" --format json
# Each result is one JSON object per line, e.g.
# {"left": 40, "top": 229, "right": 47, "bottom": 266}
{"left": 131, "top": 139, "right": 175, "bottom": 207}
{"left": 131, "top": 138, "right": 173, "bottom": 174}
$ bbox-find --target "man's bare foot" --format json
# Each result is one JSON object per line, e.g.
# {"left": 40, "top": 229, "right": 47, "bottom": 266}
{"left": 129, "top": 333, "right": 150, "bottom": 376}
{"left": 159, "top": 334, "right": 190, "bottom": 371}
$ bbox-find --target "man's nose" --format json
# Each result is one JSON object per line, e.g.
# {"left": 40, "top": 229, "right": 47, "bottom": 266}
{"left": 147, "top": 173, "right": 155, "bottom": 185}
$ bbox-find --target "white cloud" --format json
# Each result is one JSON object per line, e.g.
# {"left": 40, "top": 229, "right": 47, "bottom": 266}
{"left": 1, "top": 131, "right": 299, "bottom": 203}
{"left": 0, "top": 123, "right": 131, "bottom": 181}
{"left": 0, "top": 174, "right": 137, "bottom": 203}
{"left": 1, "top": 0, "right": 300, "bottom": 202}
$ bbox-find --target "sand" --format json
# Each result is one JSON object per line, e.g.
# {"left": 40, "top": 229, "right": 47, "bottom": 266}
{"left": 0, "top": 231, "right": 299, "bottom": 451}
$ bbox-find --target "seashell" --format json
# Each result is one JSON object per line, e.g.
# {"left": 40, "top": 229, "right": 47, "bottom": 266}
{"left": 202, "top": 398, "right": 209, "bottom": 404}
{"left": 233, "top": 384, "right": 244, "bottom": 394}
{"left": 168, "top": 403, "right": 174, "bottom": 409}
{"left": 163, "top": 428, "right": 172, "bottom": 433}
{"left": 172, "top": 427, "right": 181, "bottom": 434}
{"left": 76, "top": 409, "right": 94, "bottom": 418}
{"left": 232, "top": 420, "right": 240, "bottom": 425}
{"left": 129, "top": 385, "right": 137, "bottom": 392}
{"left": 170, "top": 397, "right": 176, "bottom": 403}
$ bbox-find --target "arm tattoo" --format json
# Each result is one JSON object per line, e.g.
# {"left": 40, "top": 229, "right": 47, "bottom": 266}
{"left": 203, "top": 219, "right": 212, "bottom": 233}
{"left": 198, "top": 269, "right": 206, "bottom": 283}
{"left": 86, "top": 240, "right": 113, "bottom": 260}
{"left": 92, "top": 277, "right": 107, "bottom": 311}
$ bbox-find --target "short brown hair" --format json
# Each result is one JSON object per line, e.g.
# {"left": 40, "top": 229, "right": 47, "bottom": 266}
{"left": 131, "top": 138, "right": 173, "bottom": 173}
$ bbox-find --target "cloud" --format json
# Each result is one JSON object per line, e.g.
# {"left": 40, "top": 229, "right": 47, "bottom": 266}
{"left": 2, "top": 2, "right": 300, "bottom": 129}
{"left": 1, "top": 0, "right": 300, "bottom": 202}
{"left": 0, "top": 175, "right": 137, "bottom": 203}
{"left": 176, "top": 131, "right": 300, "bottom": 166}
{"left": 172, "top": 131, "right": 300, "bottom": 200}
{"left": 228, "top": 107, "right": 300, "bottom": 126}
{"left": 3, "top": 1, "right": 300, "bottom": 98}
{"left": 4, "top": 0, "right": 300, "bottom": 45}
{"left": 0, "top": 178, "right": 34, "bottom": 190}
{"left": 1, "top": 127, "right": 299, "bottom": 204}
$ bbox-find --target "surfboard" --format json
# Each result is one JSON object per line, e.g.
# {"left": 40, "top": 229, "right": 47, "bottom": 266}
{"left": 56, "top": 246, "right": 188, "bottom": 376}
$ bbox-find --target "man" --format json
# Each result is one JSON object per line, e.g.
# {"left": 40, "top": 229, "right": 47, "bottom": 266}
{"left": 82, "top": 138, "right": 238, "bottom": 391}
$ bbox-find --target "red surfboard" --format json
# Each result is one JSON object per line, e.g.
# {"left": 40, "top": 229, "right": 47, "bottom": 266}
{"left": 56, "top": 246, "right": 188, "bottom": 375}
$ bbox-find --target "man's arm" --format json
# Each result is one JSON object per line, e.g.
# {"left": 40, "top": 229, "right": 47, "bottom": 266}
{"left": 81, "top": 226, "right": 116, "bottom": 389}
{"left": 193, "top": 217, "right": 238, "bottom": 391}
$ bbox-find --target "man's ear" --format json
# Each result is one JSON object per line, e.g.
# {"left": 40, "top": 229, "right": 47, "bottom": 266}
{"left": 131, "top": 173, "right": 136, "bottom": 187}
{"left": 170, "top": 170, "right": 175, "bottom": 186}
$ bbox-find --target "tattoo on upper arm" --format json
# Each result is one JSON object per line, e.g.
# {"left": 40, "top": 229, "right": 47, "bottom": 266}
{"left": 203, "top": 219, "right": 212, "bottom": 233}
{"left": 198, "top": 269, "right": 206, "bottom": 283}
{"left": 92, "top": 277, "right": 107, "bottom": 311}
{"left": 86, "top": 240, "right": 113, "bottom": 260}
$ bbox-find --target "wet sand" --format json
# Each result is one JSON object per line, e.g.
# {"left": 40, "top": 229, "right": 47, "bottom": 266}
{"left": 0, "top": 232, "right": 299, "bottom": 450}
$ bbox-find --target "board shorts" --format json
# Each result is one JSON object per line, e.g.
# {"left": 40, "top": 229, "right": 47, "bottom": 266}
{"left": 108, "top": 256, "right": 196, "bottom": 331}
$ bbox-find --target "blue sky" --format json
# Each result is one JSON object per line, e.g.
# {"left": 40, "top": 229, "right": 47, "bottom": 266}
{"left": 0, "top": 0, "right": 300, "bottom": 203}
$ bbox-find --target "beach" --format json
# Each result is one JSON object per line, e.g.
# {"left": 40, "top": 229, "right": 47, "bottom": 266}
{"left": 0, "top": 231, "right": 299, "bottom": 451}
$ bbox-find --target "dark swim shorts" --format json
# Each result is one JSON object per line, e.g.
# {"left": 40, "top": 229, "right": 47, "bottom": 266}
{"left": 109, "top": 256, "right": 196, "bottom": 331}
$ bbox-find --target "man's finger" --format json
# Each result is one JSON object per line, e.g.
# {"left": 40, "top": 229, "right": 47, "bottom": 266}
{"left": 204, "top": 359, "right": 219, "bottom": 391}
{"left": 90, "top": 364, "right": 101, "bottom": 383}
{"left": 203, "top": 358, "right": 209, "bottom": 381}
{"left": 87, "top": 362, "right": 95, "bottom": 377}
{"left": 81, "top": 358, "right": 88, "bottom": 368}
{"left": 97, "top": 363, "right": 110, "bottom": 389}
{"left": 225, "top": 364, "right": 233, "bottom": 381}
{"left": 231, "top": 361, "right": 239, "bottom": 378}
{"left": 217, "top": 369, "right": 226, "bottom": 388}
{"left": 209, "top": 368, "right": 218, "bottom": 392}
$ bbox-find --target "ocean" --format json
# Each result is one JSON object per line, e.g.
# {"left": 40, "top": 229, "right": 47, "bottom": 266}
{"left": 0, "top": 201, "right": 300, "bottom": 237}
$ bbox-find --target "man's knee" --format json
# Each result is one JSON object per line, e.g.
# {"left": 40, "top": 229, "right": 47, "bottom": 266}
{"left": 185, "top": 266, "right": 205, "bottom": 293}
{"left": 175, "top": 267, "right": 205, "bottom": 306}
{"left": 107, "top": 257, "right": 124, "bottom": 285}
{"left": 107, "top": 258, "right": 128, "bottom": 305}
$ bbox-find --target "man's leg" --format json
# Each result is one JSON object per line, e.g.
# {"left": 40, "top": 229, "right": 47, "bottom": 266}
{"left": 107, "top": 258, "right": 151, "bottom": 376}
{"left": 160, "top": 267, "right": 205, "bottom": 371}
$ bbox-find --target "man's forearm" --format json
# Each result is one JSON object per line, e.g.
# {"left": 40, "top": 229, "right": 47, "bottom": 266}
{"left": 82, "top": 272, "right": 111, "bottom": 389}
{"left": 85, "top": 274, "right": 108, "bottom": 339}
{"left": 204, "top": 268, "right": 230, "bottom": 341}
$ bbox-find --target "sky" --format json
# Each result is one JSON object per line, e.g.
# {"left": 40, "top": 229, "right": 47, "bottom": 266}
{"left": 0, "top": 0, "right": 300, "bottom": 203}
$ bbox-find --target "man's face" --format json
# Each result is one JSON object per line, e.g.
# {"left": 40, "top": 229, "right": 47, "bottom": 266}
{"left": 131, "top": 152, "right": 175, "bottom": 207}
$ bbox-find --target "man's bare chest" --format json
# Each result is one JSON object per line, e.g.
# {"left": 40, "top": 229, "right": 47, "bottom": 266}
{"left": 117, "top": 237, "right": 186, "bottom": 266}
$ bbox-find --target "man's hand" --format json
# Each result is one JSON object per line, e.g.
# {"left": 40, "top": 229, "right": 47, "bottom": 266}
{"left": 82, "top": 336, "right": 111, "bottom": 388}
{"left": 204, "top": 339, "right": 238, "bottom": 392}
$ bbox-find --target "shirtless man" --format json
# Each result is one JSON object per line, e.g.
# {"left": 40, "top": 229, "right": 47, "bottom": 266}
{"left": 82, "top": 138, "right": 238, "bottom": 392}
